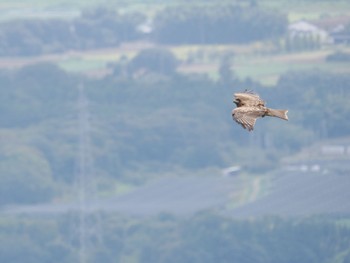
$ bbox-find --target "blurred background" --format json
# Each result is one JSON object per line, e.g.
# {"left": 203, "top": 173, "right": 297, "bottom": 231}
{"left": 1, "top": 0, "right": 350, "bottom": 262}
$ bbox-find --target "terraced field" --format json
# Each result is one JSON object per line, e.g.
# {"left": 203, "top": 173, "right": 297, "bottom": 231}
{"left": 230, "top": 171, "right": 350, "bottom": 218}
{"left": 3, "top": 171, "right": 350, "bottom": 218}
{"left": 1, "top": 175, "right": 250, "bottom": 216}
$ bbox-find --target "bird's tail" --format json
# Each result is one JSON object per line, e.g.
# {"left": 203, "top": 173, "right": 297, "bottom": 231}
{"left": 266, "top": 108, "right": 288, "bottom": 120}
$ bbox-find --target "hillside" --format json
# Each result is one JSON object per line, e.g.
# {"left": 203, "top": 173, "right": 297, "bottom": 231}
{"left": 4, "top": 169, "right": 350, "bottom": 218}
{"left": 1, "top": 1, "right": 350, "bottom": 262}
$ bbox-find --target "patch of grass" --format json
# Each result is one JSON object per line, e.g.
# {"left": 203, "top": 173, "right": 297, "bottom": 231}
{"left": 234, "top": 61, "right": 312, "bottom": 85}
{"left": 56, "top": 47, "right": 135, "bottom": 73}
{"left": 288, "top": 12, "right": 324, "bottom": 22}
{"left": 98, "top": 180, "right": 136, "bottom": 198}
{"left": 336, "top": 219, "right": 350, "bottom": 229}
{"left": 58, "top": 58, "right": 107, "bottom": 72}
{"left": 174, "top": 46, "right": 350, "bottom": 85}
{"left": 231, "top": 48, "right": 350, "bottom": 85}
{"left": 261, "top": 0, "right": 350, "bottom": 27}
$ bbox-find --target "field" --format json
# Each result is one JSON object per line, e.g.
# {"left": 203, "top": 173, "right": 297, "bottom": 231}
{"left": 1, "top": 0, "right": 350, "bottom": 21}
{"left": 5, "top": 171, "right": 350, "bottom": 218}
{"left": 1, "top": 42, "right": 349, "bottom": 85}
{"left": 0, "top": 0, "right": 350, "bottom": 84}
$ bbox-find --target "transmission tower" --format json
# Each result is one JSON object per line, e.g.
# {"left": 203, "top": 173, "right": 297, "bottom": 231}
{"left": 75, "top": 83, "right": 102, "bottom": 263}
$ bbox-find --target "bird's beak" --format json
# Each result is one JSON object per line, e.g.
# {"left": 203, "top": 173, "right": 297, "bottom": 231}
{"left": 233, "top": 99, "right": 239, "bottom": 105}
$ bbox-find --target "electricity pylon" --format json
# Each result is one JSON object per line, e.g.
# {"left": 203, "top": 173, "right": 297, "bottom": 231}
{"left": 75, "top": 83, "right": 102, "bottom": 263}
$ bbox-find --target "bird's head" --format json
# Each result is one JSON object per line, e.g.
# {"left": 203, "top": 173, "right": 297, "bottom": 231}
{"left": 233, "top": 98, "right": 240, "bottom": 106}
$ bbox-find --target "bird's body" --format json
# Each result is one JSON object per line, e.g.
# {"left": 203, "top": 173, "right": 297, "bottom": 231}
{"left": 232, "top": 90, "right": 288, "bottom": 131}
{"left": 233, "top": 91, "right": 265, "bottom": 107}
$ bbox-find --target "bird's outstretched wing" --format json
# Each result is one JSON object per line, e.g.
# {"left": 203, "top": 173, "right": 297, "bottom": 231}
{"left": 232, "top": 107, "right": 265, "bottom": 131}
{"left": 234, "top": 90, "right": 265, "bottom": 107}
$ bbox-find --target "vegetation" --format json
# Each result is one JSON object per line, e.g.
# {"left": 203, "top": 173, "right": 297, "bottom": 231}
{"left": 126, "top": 47, "right": 179, "bottom": 76}
{"left": 152, "top": 5, "right": 287, "bottom": 44}
{"left": 326, "top": 51, "right": 350, "bottom": 62}
{"left": 1, "top": 57, "right": 350, "bottom": 204}
{"left": 0, "top": 8, "right": 145, "bottom": 56}
{"left": 0, "top": 214, "right": 350, "bottom": 263}
{"left": 0, "top": 4, "right": 288, "bottom": 56}
{"left": 0, "top": 1, "right": 350, "bottom": 262}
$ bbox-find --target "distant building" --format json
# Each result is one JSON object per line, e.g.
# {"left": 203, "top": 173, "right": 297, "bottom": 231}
{"left": 329, "top": 29, "right": 350, "bottom": 45}
{"left": 281, "top": 139, "right": 350, "bottom": 176}
{"left": 137, "top": 20, "right": 153, "bottom": 34}
{"left": 283, "top": 164, "right": 321, "bottom": 173}
{"left": 222, "top": 166, "right": 241, "bottom": 177}
{"left": 321, "top": 144, "right": 350, "bottom": 156}
{"left": 288, "top": 20, "right": 331, "bottom": 44}
{"left": 311, "top": 16, "right": 350, "bottom": 45}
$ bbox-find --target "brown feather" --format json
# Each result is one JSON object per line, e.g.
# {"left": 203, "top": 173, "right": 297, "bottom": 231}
{"left": 233, "top": 91, "right": 265, "bottom": 107}
{"left": 232, "top": 90, "right": 288, "bottom": 131}
{"left": 232, "top": 107, "right": 266, "bottom": 131}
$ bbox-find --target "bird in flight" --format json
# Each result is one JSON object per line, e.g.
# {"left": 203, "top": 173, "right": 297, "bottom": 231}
{"left": 232, "top": 90, "right": 288, "bottom": 131}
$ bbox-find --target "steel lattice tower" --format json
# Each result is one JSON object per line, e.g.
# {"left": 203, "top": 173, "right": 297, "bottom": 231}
{"left": 75, "top": 83, "right": 102, "bottom": 263}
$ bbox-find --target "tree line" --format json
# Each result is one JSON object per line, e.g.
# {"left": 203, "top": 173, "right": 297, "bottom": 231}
{"left": 152, "top": 5, "right": 287, "bottom": 44}
{"left": 0, "top": 5, "right": 287, "bottom": 56}
{"left": 0, "top": 214, "right": 349, "bottom": 263}
{"left": 0, "top": 7, "right": 144, "bottom": 56}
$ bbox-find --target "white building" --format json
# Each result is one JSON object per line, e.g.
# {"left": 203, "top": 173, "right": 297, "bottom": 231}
{"left": 288, "top": 20, "right": 331, "bottom": 44}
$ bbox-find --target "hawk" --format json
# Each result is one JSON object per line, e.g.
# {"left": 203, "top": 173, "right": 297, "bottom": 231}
{"left": 232, "top": 90, "right": 288, "bottom": 131}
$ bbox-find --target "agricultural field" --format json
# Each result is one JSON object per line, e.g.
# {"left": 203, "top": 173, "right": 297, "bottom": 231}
{"left": 0, "top": 41, "right": 349, "bottom": 85}
{"left": 13, "top": 44, "right": 350, "bottom": 85}
{"left": 0, "top": 0, "right": 349, "bottom": 85}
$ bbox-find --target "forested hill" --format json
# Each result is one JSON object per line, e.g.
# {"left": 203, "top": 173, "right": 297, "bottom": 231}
{"left": 1, "top": 59, "right": 350, "bottom": 205}
{"left": 1, "top": 1, "right": 350, "bottom": 262}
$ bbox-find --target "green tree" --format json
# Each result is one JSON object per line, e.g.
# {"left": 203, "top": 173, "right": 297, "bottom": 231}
{"left": 0, "top": 146, "right": 55, "bottom": 205}
{"left": 129, "top": 48, "right": 178, "bottom": 76}
{"left": 275, "top": 70, "right": 350, "bottom": 138}
{"left": 218, "top": 53, "right": 237, "bottom": 87}
{"left": 0, "top": 63, "right": 77, "bottom": 127}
